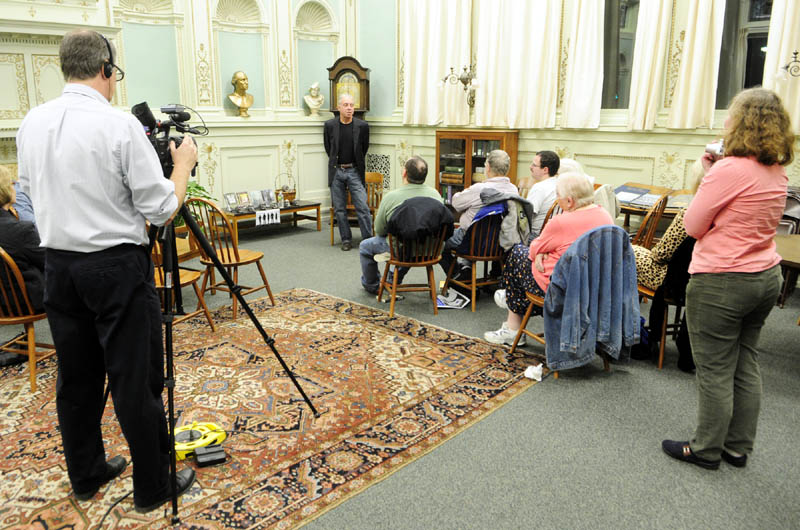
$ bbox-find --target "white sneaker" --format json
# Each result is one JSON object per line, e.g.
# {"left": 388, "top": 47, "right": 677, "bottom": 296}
{"left": 374, "top": 252, "right": 391, "bottom": 262}
{"left": 494, "top": 289, "right": 508, "bottom": 310}
{"left": 484, "top": 322, "right": 526, "bottom": 346}
{"left": 524, "top": 364, "right": 543, "bottom": 381}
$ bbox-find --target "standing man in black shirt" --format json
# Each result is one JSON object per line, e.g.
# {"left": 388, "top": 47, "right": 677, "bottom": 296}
{"left": 324, "top": 93, "right": 372, "bottom": 251}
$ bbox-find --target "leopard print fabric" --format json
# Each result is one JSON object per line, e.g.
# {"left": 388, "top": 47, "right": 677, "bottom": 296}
{"left": 634, "top": 209, "right": 689, "bottom": 290}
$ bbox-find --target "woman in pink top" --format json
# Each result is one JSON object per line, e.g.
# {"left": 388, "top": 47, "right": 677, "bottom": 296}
{"left": 663, "top": 88, "right": 794, "bottom": 471}
{"left": 484, "top": 171, "right": 612, "bottom": 379}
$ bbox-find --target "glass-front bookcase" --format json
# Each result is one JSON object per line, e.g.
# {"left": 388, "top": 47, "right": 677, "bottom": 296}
{"left": 435, "top": 129, "right": 519, "bottom": 204}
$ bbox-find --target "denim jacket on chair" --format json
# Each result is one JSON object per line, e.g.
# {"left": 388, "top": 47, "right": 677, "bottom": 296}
{"left": 543, "top": 225, "right": 640, "bottom": 371}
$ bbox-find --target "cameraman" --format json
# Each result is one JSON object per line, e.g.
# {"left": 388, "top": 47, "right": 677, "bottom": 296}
{"left": 16, "top": 30, "right": 197, "bottom": 512}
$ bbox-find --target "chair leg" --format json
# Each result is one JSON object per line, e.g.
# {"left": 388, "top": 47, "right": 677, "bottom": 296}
{"left": 193, "top": 282, "right": 216, "bottom": 332}
{"left": 510, "top": 301, "right": 536, "bottom": 355}
{"left": 658, "top": 304, "right": 668, "bottom": 370}
{"left": 427, "top": 265, "right": 438, "bottom": 315}
{"left": 470, "top": 262, "right": 477, "bottom": 312}
{"left": 26, "top": 322, "right": 36, "bottom": 392}
{"left": 256, "top": 261, "right": 275, "bottom": 305}
{"left": 389, "top": 271, "right": 400, "bottom": 317}
{"left": 377, "top": 263, "right": 390, "bottom": 302}
{"left": 441, "top": 255, "right": 458, "bottom": 295}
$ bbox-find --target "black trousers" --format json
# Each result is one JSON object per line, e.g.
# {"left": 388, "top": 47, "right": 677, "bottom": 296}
{"left": 45, "top": 244, "right": 170, "bottom": 505}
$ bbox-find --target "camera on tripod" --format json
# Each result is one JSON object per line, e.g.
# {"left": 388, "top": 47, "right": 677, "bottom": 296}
{"left": 131, "top": 101, "right": 204, "bottom": 176}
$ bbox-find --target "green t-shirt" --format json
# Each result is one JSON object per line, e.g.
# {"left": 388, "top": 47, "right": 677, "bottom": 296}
{"left": 374, "top": 184, "right": 444, "bottom": 236}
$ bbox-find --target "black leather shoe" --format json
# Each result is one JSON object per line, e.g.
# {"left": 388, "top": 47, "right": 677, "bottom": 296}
{"left": 73, "top": 455, "right": 128, "bottom": 501}
{"left": 662, "top": 440, "right": 720, "bottom": 470}
{"left": 341, "top": 241, "right": 352, "bottom": 251}
{"left": 722, "top": 450, "right": 747, "bottom": 467}
{"left": 134, "top": 468, "right": 196, "bottom": 514}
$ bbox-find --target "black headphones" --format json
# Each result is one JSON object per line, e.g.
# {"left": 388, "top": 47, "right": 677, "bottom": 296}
{"left": 97, "top": 32, "right": 114, "bottom": 79}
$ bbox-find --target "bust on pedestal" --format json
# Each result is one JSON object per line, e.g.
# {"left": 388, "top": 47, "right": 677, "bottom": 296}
{"left": 304, "top": 82, "right": 324, "bottom": 116}
{"left": 228, "top": 71, "right": 253, "bottom": 118}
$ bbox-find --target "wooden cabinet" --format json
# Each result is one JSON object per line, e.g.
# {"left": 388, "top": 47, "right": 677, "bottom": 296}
{"left": 435, "top": 128, "right": 519, "bottom": 204}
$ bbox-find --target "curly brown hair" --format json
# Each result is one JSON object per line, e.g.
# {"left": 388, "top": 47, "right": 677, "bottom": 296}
{"left": 724, "top": 88, "right": 795, "bottom": 166}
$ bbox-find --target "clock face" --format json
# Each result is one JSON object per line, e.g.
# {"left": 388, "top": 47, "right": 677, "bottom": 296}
{"left": 336, "top": 71, "right": 361, "bottom": 109}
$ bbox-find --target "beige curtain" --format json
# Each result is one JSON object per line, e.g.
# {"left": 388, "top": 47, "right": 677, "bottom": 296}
{"left": 627, "top": 0, "right": 672, "bottom": 130}
{"left": 667, "top": 0, "right": 726, "bottom": 129}
{"left": 474, "top": 0, "right": 561, "bottom": 128}
{"left": 561, "top": 0, "right": 604, "bottom": 129}
{"left": 762, "top": 0, "right": 800, "bottom": 134}
{"left": 402, "top": 0, "right": 471, "bottom": 126}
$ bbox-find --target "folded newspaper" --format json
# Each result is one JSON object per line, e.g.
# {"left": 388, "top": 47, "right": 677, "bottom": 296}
{"left": 437, "top": 290, "right": 470, "bottom": 309}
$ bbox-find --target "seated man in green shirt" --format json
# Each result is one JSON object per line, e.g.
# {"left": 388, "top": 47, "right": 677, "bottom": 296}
{"left": 359, "top": 156, "right": 444, "bottom": 294}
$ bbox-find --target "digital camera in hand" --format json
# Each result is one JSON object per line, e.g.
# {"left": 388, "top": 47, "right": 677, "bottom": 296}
{"left": 705, "top": 140, "right": 724, "bottom": 160}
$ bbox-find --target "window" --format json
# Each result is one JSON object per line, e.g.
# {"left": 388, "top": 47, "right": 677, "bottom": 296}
{"left": 715, "top": 0, "right": 772, "bottom": 109}
{"left": 602, "top": 0, "right": 639, "bottom": 109}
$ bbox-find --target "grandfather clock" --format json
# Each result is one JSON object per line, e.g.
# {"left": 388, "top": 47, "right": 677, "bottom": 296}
{"left": 327, "top": 56, "right": 370, "bottom": 119}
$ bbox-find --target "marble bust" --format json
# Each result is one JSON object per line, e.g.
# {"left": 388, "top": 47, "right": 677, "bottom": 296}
{"left": 303, "top": 82, "right": 324, "bottom": 116}
{"left": 227, "top": 71, "right": 254, "bottom": 117}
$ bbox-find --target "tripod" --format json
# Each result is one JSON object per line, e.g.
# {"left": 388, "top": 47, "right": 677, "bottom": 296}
{"left": 152, "top": 204, "right": 319, "bottom": 523}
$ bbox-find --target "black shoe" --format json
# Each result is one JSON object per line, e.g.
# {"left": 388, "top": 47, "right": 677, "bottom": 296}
{"left": 134, "top": 468, "right": 196, "bottom": 514}
{"left": 662, "top": 440, "right": 720, "bottom": 470}
{"left": 454, "top": 266, "right": 472, "bottom": 282}
{"left": 73, "top": 455, "right": 128, "bottom": 501}
{"left": 341, "top": 241, "right": 352, "bottom": 251}
{"left": 721, "top": 450, "right": 747, "bottom": 468}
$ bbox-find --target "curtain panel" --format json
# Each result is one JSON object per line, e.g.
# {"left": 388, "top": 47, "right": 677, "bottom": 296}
{"left": 402, "top": 0, "right": 471, "bottom": 126}
{"left": 762, "top": 0, "right": 800, "bottom": 135}
{"left": 561, "top": 0, "right": 604, "bottom": 129}
{"left": 667, "top": 0, "right": 726, "bottom": 129}
{"left": 474, "top": 0, "right": 561, "bottom": 128}
{"left": 627, "top": 0, "right": 672, "bottom": 130}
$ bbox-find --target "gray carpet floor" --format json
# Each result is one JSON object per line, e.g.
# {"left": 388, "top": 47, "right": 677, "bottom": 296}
{"left": 4, "top": 219, "right": 799, "bottom": 529}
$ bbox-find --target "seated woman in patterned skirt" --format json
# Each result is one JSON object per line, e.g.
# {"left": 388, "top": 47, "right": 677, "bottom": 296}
{"left": 484, "top": 170, "right": 613, "bottom": 380}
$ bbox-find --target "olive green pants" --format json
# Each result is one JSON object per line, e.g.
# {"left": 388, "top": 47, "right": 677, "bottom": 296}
{"left": 685, "top": 265, "right": 782, "bottom": 461}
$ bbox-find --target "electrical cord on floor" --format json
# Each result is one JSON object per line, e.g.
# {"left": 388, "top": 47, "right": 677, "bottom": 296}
{"left": 97, "top": 490, "right": 132, "bottom": 529}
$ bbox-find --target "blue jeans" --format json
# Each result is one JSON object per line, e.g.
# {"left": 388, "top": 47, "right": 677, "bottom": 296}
{"left": 359, "top": 236, "right": 408, "bottom": 294}
{"left": 439, "top": 227, "right": 465, "bottom": 276}
{"left": 331, "top": 167, "right": 372, "bottom": 242}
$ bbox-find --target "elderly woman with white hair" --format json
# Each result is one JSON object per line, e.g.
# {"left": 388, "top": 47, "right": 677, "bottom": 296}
{"left": 485, "top": 170, "right": 613, "bottom": 378}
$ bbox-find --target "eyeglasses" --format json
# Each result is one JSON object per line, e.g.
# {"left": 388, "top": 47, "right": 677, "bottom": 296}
{"left": 531, "top": 163, "right": 541, "bottom": 168}
{"left": 112, "top": 64, "right": 125, "bottom": 82}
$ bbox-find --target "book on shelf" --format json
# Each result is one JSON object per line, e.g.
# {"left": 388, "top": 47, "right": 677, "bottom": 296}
{"left": 440, "top": 173, "right": 465, "bottom": 185}
{"left": 443, "top": 165, "right": 465, "bottom": 173}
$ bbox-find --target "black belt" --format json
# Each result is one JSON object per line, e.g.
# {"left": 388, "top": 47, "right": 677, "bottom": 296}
{"left": 335, "top": 163, "right": 354, "bottom": 169}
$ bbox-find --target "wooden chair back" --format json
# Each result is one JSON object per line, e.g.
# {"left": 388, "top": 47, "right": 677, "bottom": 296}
{"left": 387, "top": 224, "right": 448, "bottom": 266}
{"left": 459, "top": 213, "right": 504, "bottom": 261}
{"left": 631, "top": 194, "right": 669, "bottom": 249}
{"left": 365, "top": 172, "right": 384, "bottom": 211}
{"left": 184, "top": 197, "right": 241, "bottom": 263}
{"left": 0, "top": 246, "right": 54, "bottom": 392}
{"left": 540, "top": 201, "right": 563, "bottom": 231}
{"left": 0, "top": 247, "right": 36, "bottom": 318}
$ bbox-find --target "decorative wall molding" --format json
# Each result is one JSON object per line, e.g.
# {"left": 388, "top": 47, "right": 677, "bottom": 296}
{"left": 296, "top": 1, "right": 333, "bottom": 31}
{"left": 280, "top": 139, "right": 297, "bottom": 184}
{"left": 196, "top": 43, "right": 212, "bottom": 105}
{"left": 118, "top": 0, "right": 173, "bottom": 13}
{"left": 557, "top": 38, "right": 569, "bottom": 109}
{"left": 554, "top": 146, "right": 571, "bottom": 160}
{"left": 394, "top": 139, "right": 412, "bottom": 184}
{"left": 31, "top": 54, "right": 61, "bottom": 106}
{"left": 664, "top": 30, "right": 685, "bottom": 109}
{"left": 200, "top": 142, "right": 218, "bottom": 193}
{"left": 397, "top": 54, "right": 404, "bottom": 106}
{"left": 0, "top": 33, "right": 62, "bottom": 46}
{"left": 114, "top": 0, "right": 182, "bottom": 25}
{"left": 213, "top": 0, "right": 268, "bottom": 32}
{"left": 278, "top": 49, "right": 293, "bottom": 107}
{"left": 574, "top": 153, "right": 656, "bottom": 183}
{"left": 683, "top": 158, "right": 697, "bottom": 187}
{"left": 0, "top": 138, "right": 17, "bottom": 161}
{"left": 0, "top": 53, "right": 29, "bottom": 119}
{"left": 656, "top": 151, "right": 682, "bottom": 188}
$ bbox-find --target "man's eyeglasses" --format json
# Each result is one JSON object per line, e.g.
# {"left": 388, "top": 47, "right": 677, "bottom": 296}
{"left": 112, "top": 64, "right": 125, "bottom": 82}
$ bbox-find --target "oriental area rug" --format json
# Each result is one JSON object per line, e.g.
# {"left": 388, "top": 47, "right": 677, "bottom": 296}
{"left": 0, "top": 288, "right": 541, "bottom": 529}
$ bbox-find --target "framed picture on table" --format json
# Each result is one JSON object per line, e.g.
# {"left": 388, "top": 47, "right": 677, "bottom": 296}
{"left": 237, "top": 191, "right": 250, "bottom": 206}
{"left": 224, "top": 193, "right": 238, "bottom": 210}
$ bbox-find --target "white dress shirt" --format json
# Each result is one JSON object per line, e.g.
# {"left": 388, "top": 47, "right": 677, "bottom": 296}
{"left": 527, "top": 177, "right": 558, "bottom": 237}
{"left": 16, "top": 84, "right": 177, "bottom": 253}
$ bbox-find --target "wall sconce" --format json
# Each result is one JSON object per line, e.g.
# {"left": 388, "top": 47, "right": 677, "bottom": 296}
{"left": 441, "top": 65, "right": 478, "bottom": 107}
{"left": 782, "top": 50, "right": 799, "bottom": 78}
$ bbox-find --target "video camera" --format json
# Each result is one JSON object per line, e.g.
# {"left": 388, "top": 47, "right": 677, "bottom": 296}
{"left": 131, "top": 101, "right": 205, "bottom": 176}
